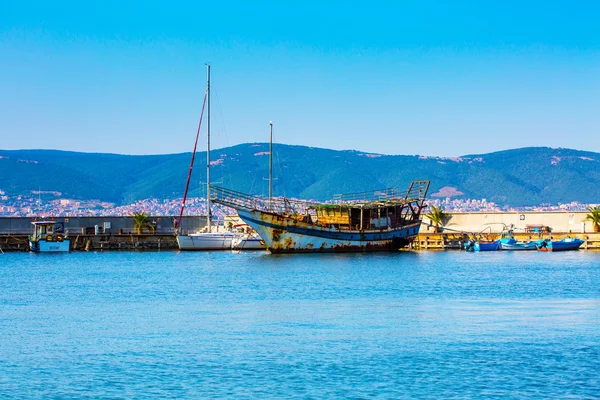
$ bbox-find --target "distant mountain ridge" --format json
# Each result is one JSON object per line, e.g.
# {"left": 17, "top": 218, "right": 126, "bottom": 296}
{"left": 1, "top": 145, "right": 600, "bottom": 206}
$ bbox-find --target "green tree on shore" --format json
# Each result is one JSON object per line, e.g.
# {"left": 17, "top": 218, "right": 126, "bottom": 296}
{"left": 584, "top": 206, "right": 600, "bottom": 232}
{"left": 425, "top": 205, "right": 448, "bottom": 233}
{"left": 132, "top": 211, "right": 154, "bottom": 234}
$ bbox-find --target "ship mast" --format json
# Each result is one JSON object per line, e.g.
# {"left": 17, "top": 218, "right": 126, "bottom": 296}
{"left": 206, "top": 64, "right": 211, "bottom": 232}
{"left": 269, "top": 121, "right": 273, "bottom": 212}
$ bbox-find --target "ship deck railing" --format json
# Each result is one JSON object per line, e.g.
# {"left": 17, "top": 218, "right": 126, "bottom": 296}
{"left": 333, "top": 180, "right": 430, "bottom": 204}
{"left": 211, "top": 186, "right": 314, "bottom": 215}
{"left": 211, "top": 180, "right": 430, "bottom": 215}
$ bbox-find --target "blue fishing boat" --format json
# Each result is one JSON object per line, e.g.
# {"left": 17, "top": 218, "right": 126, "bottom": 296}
{"left": 497, "top": 228, "right": 540, "bottom": 251}
{"left": 476, "top": 240, "right": 500, "bottom": 251}
{"left": 536, "top": 238, "right": 584, "bottom": 252}
{"left": 499, "top": 238, "right": 539, "bottom": 251}
{"left": 464, "top": 239, "right": 500, "bottom": 252}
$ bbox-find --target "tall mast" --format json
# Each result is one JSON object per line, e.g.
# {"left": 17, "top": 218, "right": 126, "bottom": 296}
{"left": 269, "top": 121, "right": 273, "bottom": 212}
{"left": 206, "top": 64, "right": 211, "bottom": 232}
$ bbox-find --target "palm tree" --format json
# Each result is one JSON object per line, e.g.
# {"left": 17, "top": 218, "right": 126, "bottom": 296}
{"left": 425, "top": 205, "right": 448, "bottom": 233}
{"left": 132, "top": 211, "right": 153, "bottom": 234}
{"left": 584, "top": 206, "right": 600, "bottom": 232}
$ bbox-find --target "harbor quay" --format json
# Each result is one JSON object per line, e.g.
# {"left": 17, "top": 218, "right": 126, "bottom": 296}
{"left": 417, "top": 210, "right": 600, "bottom": 250}
{"left": 0, "top": 216, "right": 207, "bottom": 252}
{"left": 1, "top": 211, "right": 599, "bottom": 252}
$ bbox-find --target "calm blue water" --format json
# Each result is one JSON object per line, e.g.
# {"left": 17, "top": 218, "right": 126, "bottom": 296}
{"left": 1, "top": 250, "right": 599, "bottom": 398}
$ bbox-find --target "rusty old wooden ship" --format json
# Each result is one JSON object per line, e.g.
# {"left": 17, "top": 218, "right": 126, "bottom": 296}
{"left": 211, "top": 181, "right": 430, "bottom": 253}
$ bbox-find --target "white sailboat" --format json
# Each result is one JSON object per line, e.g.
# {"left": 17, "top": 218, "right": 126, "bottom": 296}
{"left": 231, "top": 231, "right": 266, "bottom": 250}
{"left": 177, "top": 64, "right": 236, "bottom": 250}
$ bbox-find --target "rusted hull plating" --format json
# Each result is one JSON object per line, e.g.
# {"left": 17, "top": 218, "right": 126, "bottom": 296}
{"left": 237, "top": 210, "right": 421, "bottom": 253}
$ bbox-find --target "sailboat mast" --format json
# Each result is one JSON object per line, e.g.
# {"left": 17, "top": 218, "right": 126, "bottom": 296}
{"left": 269, "top": 121, "right": 273, "bottom": 212}
{"left": 206, "top": 64, "right": 211, "bottom": 232}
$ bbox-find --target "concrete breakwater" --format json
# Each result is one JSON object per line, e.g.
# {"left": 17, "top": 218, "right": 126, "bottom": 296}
{"left": 0, "top": 216, "right": 207, "bottom": 236}
{"left": 417, "top": 210, "right": 600, "bottom": 249}
{"left": 0, "top": 215, "right": 201, "bottom": 252}
{"left": 0, "top": 233, "right": 179, "bottom": 252}
{"left": 1, "top": 212, "right": 599, "bottom": 252}
{"left": 413, "top": 232, "right": 600, "bottom": 250}
{"left": 3, "top": 232, "right": 600, "bottom": 252}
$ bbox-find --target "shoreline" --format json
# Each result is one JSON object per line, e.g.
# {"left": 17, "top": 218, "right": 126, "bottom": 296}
{"left": 3, "top": 231, "right": 600, "bottom": 252}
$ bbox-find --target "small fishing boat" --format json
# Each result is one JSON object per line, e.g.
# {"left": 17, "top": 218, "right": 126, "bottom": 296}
{"left": 536, "top": 238, "right": 584, "bottom": 252}
{"left": 29, "top": 221, "right": 70, "bottom": 252}
{"left": 477, "top": 240, "right": 500, "bottom": 251}
{"left": 464, "top": 239, "right": 500, "bottom": 252}
{"left": 499, "top": 238, "right": 538, "bottom": 251}
{"left": 496, "top": 228, "right": 539, "bottom": 251}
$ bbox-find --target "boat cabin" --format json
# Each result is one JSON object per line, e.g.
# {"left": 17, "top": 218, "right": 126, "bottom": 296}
{"left": 31, "top": 221, "right": 66, "bottom": 241}
{"left": 312, "top": 202, "right": 414, "bottom": 231}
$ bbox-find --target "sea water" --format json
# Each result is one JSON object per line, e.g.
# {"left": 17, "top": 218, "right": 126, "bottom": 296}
{"left": 0, "top": 251, "right": 598, "bottom": 398}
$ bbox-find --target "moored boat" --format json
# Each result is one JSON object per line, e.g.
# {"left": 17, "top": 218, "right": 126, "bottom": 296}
{"left": 177, "top": 231, "right": 237, "bottom": 250}
{"left": 231, "top": 233, "right": 266, "bottom": 250}
{"left": 499, "top": 238, "right": 539, "bottom": 251}
{"left": 175, "top": 64, "right": 243, "bottom": 251}
{"left": 465, "top": 239, "right": 500, "bottom": 252}
{"left": 477, "top": 240, "right": 500, "bottom": 251}
{"left": 496, "top": 228, "right": 539, "bottom": 251}
{"left": 29, "top": 221, "right": 70, "bottom": 252}
{"left": 211, "top": 181, "right": 430, "bottom": 253}
{"left": 537, "top": 238, "right": 584, "bottom": 252}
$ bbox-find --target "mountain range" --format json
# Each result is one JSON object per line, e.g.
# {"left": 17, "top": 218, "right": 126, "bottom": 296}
{"left": 1, "top": 144, "right": 600, "bottom": 206}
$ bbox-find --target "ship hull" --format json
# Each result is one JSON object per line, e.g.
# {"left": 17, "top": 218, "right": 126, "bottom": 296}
{"left": 537, "top": 238, "right": 584, "bottom": 252}
{"left": 237, "top": 210, "right": 420, "bottom": 253}
{"left": 176, "top": 232, "right": 236, "bottom": 250}
{"left": 29, "top": 239, "right": 71, "bottom": 253}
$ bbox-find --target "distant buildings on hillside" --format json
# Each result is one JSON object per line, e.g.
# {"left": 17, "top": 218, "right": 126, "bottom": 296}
{"left": 0, "top": 191, "right": 596, "bottom": 218}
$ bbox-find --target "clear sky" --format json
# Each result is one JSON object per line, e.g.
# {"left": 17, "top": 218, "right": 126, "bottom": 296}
{"left": 1, "top": 1, "right": 598, "bottom": 156}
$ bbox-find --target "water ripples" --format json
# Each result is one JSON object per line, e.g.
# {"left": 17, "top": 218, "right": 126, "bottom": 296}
{"left": 1, "top": 250, "right": 599, "bottom": 398}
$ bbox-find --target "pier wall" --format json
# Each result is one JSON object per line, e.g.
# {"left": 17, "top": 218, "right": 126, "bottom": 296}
{"left": 0, "top": 216, "right": 210, "bottom": 235}
{"left": 2, "top": 211, "right": 592, "bottom": 236}
{"left": 413, "top": 232, "right": 600, "bottom": 250}
{"left": 1, "top": 212, "right": 599, "bottom": 252}
{"left": 422, "top": 211, "right": 594, "bottom": 234}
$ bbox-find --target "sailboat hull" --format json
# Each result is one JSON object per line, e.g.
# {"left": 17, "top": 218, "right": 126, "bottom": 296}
{"left": 237, "top": 210, "right": 420, "bottom": 253}
{"left": 177, "top": 232, "right": 236, "bottom": 250}
{"left": 231, "top": 235, "right": 267, "bottom": 250}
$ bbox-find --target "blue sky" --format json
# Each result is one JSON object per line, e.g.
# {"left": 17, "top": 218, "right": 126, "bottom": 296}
{"left": 1, "top": 1, "right": 598, "bottom": 156}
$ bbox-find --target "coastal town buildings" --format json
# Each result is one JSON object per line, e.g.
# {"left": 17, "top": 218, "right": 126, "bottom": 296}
{"left": 0, "top": 191, "right": 596, "bottom": 218}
